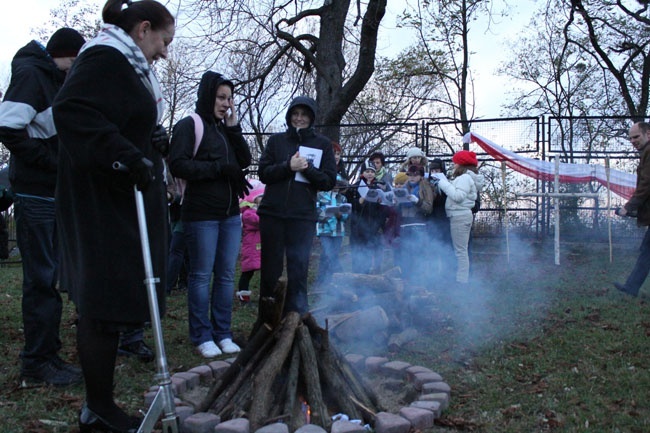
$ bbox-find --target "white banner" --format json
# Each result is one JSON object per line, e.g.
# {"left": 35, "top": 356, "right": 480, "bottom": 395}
{"left": 464, "top": 132, "right": 637, "bottom": 200}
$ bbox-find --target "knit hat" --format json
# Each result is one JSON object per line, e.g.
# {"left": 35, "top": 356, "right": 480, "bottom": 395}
{"left": 406, "top": 147, "right": 424, "bottom": 159}
{"left": 452, "top": 150, "right": 478, "bottom": 166}
{"left": 363, "top": 162, "right": 376, "bottom": 173}
{"left": 394, "top": 172, "right": 408, "bottom": 185}
{"left": 46, "top": 28, "right": 85, "bottom": 58}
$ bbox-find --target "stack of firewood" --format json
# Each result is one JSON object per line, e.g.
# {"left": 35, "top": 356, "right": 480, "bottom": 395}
{"left": 193, "top": 278, "right": 383, "bottom": 432}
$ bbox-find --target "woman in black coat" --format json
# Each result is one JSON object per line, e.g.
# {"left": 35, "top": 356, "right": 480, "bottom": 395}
{"left": 257, "top": 96, "right": 337, "bottom": 315}
{"left": 52, "top": 1, "right": 175, "bottom": 431}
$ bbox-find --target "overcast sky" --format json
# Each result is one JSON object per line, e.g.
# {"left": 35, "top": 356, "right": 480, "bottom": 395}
{"left": 0, "top": 0, "right": 537, "bottom": 118}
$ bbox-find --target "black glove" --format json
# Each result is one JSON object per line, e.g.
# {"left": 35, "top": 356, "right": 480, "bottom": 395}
{"left": 220, "top": 163, "right": 241, "bottom": 181}
{"left": 127, "top": 157, "right": 154, "bottom": 191}
{"left": 151, "top": 124, "right": 170, "bottom": 156}
{"left": 237, "top": 176, "right": 253, "bottom": 200}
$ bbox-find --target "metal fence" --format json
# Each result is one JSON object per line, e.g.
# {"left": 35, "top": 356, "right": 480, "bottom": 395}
{"left": 1, "top": 115, "right": 644, "bottom": 267}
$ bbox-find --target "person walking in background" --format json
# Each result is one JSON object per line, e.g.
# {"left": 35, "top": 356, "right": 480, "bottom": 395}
{"left": 257, "top": 96, "right": 337, "bottom": 315}
{"left": 0, "top": 27, "right": 85, "bottom": 387}
{"left": 432, "top": 150, "right": 484, "bottom": 284}
{"left": 169, "top": 71, "right": 252, "bottom": 358}
{"left": 614, "top": 121, "right": 650, "bottom": 297}
{"left": 52, "top": 0, "right": 175, "bottom": 430}
{"left": 237, "top": 183, "right": 265, "bottom": 304}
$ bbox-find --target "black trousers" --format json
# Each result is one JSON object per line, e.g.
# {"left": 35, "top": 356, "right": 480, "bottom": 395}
{"left": 259, "top": 215, "right": 315, "bottom": 314}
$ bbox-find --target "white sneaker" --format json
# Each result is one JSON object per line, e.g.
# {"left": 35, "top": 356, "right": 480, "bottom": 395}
{"left": 196, "top": 341, "right": 221, "bottom": 358}
{"left": 218, "top": 338, "right": 241, "bottom": 354}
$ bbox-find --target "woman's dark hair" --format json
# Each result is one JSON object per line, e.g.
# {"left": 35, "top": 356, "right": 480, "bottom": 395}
{"left": 103, "top": 0, "right": 174, "bottom": 33}
{"left": 369, "top": 151, "right": 386, "bottom": 165}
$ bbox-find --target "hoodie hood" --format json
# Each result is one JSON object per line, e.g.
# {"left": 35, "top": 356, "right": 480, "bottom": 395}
{"left": 285, "top": 96, "right": 317, "bottom": 129}
{"left": 195, "top": 71, "right": 235, "bottom": 122}
{"left": 12, "top": 40, "right": 64, "bottom": 84}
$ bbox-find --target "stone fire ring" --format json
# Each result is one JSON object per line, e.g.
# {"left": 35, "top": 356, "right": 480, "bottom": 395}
{"left": 143, "top": 354, "right": 451, "bottom": 433}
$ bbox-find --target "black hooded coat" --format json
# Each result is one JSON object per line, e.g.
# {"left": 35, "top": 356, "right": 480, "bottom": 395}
{"left": 169, "top": 71, "right": 252, "bottom": 221}
{"left": 52, "top": 45, "right": 169, "bottom": 324}
{"left": 0, "top": 40, "right": 66, "bottom": 197}
{"left": 257, "top": 96, "right": 337, "bottom": 221}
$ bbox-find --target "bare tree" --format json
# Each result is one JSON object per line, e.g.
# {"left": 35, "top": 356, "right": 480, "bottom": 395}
{"left": 181, "top": 0, "right": 388, "bottom": 142}
{"left": 398, "top": 0, "right": 503, "bottom": 149}
{"left": 32, "top": 0, "right": 101, "bottom": 42}
{"left": 566, "top": 0, "right": 650, "bottom": 120}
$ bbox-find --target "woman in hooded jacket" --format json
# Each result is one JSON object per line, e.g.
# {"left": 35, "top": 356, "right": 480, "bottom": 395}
{"left": 169, "top": 71, "right": 252, "bottom": 358}
{"left": 432, "top": 150, "right": 484, "bottom": 284}
{"left": 257, "top": 96, "right": 337, "bottom": 315}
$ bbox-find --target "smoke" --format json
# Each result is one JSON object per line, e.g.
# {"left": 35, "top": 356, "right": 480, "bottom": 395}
{"left": 310, "top": 231, "right": 551, "bottom": 365}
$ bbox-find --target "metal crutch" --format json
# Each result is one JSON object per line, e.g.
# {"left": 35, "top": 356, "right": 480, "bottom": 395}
{"left": 113, "top": 162, "right": 179, "bottom": 433}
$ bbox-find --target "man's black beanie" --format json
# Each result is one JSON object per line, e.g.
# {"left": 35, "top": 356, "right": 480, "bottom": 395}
{"left": 46, "top": 28, "right": 85, "bottom": 58}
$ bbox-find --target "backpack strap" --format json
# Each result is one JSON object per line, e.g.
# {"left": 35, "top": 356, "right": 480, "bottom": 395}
{"left": 189, "top": 113, "right": 204, "bottom": 157}
{"left": 177, "top": 114, "right": 205, "bottom": 204}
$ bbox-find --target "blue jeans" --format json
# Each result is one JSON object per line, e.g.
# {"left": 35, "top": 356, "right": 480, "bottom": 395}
{"left": 184, "top": 216, "right": 241, "bottom": 345}
{"left": 14, "top": 195, "right": 62, "bottom": 369}
{"left": 623, "top": 226, "right": 650, "bottom": 295}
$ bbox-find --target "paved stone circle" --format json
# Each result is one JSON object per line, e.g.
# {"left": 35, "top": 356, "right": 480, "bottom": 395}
{"left": 143, "top": 354, "right": 451, "bottom": 433}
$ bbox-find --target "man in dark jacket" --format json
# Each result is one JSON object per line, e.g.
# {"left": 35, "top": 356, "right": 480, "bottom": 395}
{"left": 257, "top": 96, "right": 337, "bottom": 315}
{"left": 615, "top": 121, "right": 650, "bottom": 297}
{"left": 0, "top": 28, "right": 85, "bottom": 386}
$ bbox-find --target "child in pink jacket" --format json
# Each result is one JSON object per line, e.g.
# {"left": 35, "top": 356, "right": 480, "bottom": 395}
{"left": 237, "top": 184, "right": 264, "bottom": 303}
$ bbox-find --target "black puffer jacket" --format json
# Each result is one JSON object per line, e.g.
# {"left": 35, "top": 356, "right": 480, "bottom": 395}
{"left": 169, "top": 72, "right": 252, "bottom": 221}
{"left": 257, "top": 96, "right": 337, "bottom": 221}
{"left": 0, "top": 41, "right": 66, "bottom": 197}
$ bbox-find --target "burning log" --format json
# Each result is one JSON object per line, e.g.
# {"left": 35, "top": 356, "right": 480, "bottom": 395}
{"left": 191, "top": 277, "right": 384, "bottom": 432}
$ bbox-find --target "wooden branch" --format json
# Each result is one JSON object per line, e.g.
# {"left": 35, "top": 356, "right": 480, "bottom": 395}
{"left": 330, "top": 343, "right": 381, "bottom": 413}
{"left": 249, "top": 312, "right": 301, "bottom": 431}
{"left": 349, "top": 395, "right": 377, "bottom": 420}
{"left": 282, "top": 342, "right": 301, "bottom": 421}
{"left": 250, "top": 277, "right": 287, "bottom": 337}
{"left": 296, "top": 324, "right": 331, "bottom": 431}
{"left": 312, "top": 322, "right": 363, "bottom": 421}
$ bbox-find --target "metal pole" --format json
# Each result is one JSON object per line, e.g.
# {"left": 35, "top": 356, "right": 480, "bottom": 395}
{"left": 606, "top": 157, "right": 613, "bottom": 263}
{"left": 131, "top": 186, "right": 179, "bottom": 433}
{"left": 554, "top": 157, "right": 560, "bottom": 265}
{"left": 501, "top": 161, "right": 510, "bottom": 263}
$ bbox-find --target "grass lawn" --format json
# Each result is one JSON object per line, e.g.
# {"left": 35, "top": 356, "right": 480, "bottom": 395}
{"left": 0, "top": 237, "right": 649, "bottom": 432}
